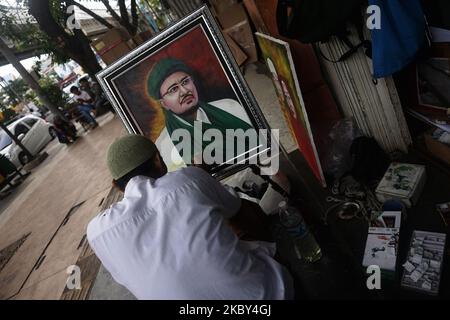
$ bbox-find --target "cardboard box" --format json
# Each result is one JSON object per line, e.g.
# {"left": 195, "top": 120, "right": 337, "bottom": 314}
{"left": 216, "top": 3, "right": 248, "bottom": 28}
{"left": 217, "top": 3, "right": 258, "bottom": 64}
{"left": 139, "top": 30, "right": 153, "bottom": 41}
{"left": 401, "top": 231, "right": 446, "bottom": 295}
{"left": 424, "top": 131, "right": 450, "bottom": 167}
{"left": 92, "top": 28, "right": 133, "bottom": 65}
{"left": 210, "top": 0, "right": 238, "bottom": 14}
{"left": 376, "top": 163, "right": 427, "bottom": 208}
{"left": 224, "top": 33, "right": 247, "bottom": 66}
{"left": 368, "top": 211, "right": 402, "bottom": 235}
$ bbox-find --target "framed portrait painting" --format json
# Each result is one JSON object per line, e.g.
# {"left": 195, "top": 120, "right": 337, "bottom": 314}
{"left": 97, "top": 6, "right": 274, "bottom": 178}
{"left": 255, "top": 33, "right": 326, "bottom": 187}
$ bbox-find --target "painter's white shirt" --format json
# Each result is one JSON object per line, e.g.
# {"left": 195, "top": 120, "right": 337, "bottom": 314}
{"left": 155, "top": 99, "right": 252, "bottom": 171}
{"left": 87, "top": 167, "right": 291, "bottom": 300}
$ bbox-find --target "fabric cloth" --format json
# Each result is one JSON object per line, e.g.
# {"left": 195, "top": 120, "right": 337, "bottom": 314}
{"left": 87, "top": 167, "right": 293, "bottom": 300}
{"left": 106, "top": 134, "right": 158, "bottom": 180}
{"left": 370, "top": 0, "right": 427, "bottom": 78}
{"left": 77, "top": 105, "right": 96, "bottom": 124}
{"left": 147, "top": 58, "right": 193, "bottom": 99}
{"left": 53, "top": 118, "right": 76, "bottom": 144}
{"left": 163, "top": 100, "right": 253, "bottom": 159}
{"left": 156, "top": 98, "right": 252, "bottom": 170}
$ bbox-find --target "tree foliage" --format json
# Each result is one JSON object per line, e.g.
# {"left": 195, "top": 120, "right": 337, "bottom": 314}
{"left": 25, "top": 76, "right": 70, "bottom": 110}
{"left": 0, "top": 78, "right": 28, "bottom": 105}
{"left": 1, "top": 0, "right": 146, "bottom": 79}
{"left": 0, "top": 2, "right": 70, "bottom": 65}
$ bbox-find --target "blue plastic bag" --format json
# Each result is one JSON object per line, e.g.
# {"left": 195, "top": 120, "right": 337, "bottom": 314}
{"left": 370, "top": 0, "right": 427, "bottom": 78}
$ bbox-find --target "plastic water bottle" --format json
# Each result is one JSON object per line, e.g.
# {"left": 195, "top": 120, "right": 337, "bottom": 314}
{"left": 278, "top": 201, "right": 322, "bottom": 263}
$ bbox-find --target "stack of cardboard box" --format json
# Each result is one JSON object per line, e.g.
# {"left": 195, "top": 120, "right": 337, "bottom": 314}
{"left": 92, "top": 28, "right": 153, "bottom": 66}
{"left": 92, "top": 28, "right": 135, "bottom": 66}
{"left": 209, "top": 0, "right": 258, "bottom": 66}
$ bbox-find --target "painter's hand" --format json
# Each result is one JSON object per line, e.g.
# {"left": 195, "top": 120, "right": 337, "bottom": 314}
{"left": 228, "top": 199, "right": 274, "bottom": 242}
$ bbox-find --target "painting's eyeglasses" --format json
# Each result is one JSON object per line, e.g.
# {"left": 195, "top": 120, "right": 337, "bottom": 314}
{"left": 161, "top": 76, "right": 193, "bottom": 98}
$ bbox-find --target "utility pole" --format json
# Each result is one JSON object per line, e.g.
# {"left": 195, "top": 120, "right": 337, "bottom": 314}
{"left": 0, "top": 37, "right": 66, "bottom": 120}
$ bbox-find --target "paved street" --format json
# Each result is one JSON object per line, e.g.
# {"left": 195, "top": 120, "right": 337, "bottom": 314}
{"left": 0, "top": 113, "right": 126, "bottom": 299}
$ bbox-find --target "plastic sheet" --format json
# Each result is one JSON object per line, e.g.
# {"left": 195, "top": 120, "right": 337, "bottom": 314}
{"left": 322, "top": 118, "right": 362, "bottom": 180}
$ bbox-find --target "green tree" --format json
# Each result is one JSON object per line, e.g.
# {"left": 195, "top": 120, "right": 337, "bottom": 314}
{"left": 99, "top": 0, "right": 140, "bottom": 36}
{"left": 4, "top": 78, "right": 28, "bottom": 104}
{"left": 21, "top": 76, "right": 69, "bottom": 112}
{"left": 1, "top": 1, "right": 145, "bottom": 78}
{"left": 0, "top": 3, "right": 70, "bottom": 66}
{"left": 9, "top": 79, "right": 27, "bottom": 97}
{"left": 140, "top": 0, "right": 169, "bottom": 30}
{"left": 37, "top": 76, "right": 70, "bottom": 110}
{"left": 31, "top": 60, "right": 43, "bottom": 79}
{"left": 0, "top": 78, "right": 27, "bottom": 105}
{"left": 27, "top": 0, "right": 103, "bottom": 79}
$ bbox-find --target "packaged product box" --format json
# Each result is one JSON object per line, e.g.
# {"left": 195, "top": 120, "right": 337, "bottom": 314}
{"left": 375, "top": 163, "right": 426, "bottom": 208}
{"left": 401, "top": 230, "right": 446, "bottom": 295}
{"left": 363, "top": 211, "right": 402, "bottom": 277}
{"left": 92, "top": 28, "right": 134, "bottom": 65}
{"left": 216, "top": 3, "right": 258, "bottom": 64}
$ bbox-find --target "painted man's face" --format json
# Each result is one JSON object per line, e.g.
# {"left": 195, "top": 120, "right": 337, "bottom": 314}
{"left": 159, "top": 71, "right": 198, "bottom": 115}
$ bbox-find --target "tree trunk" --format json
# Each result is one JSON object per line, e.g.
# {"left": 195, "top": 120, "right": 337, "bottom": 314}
{"left": 100, "top": 0, "right": 123, "bottom": 25}
{"left": 118, "top": 0, "right": 130, "bottom": 24}
{"left": 117, "top": 0, "right": 137, "bottom": 35}
{"left": 71, "top": 0, "right": 115, "bottom": 29}
{"left": 72, "top": 29, "right": 102, "bottom": 80}
{"left": 99, "top": 0, "right": 138, "bottom": 36}
{"left": 28, "top": 0, "right": 103, "bottom": 80}
{"left": 0, "top": 37, "right": 64, "bottom": 121}
{"left": 130, "top": 0, "right": 139, "bottom": 34}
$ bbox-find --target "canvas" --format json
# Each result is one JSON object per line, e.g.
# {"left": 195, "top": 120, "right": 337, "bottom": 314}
{"left": 255, "top": 32, "right": 326, "bottom": 186}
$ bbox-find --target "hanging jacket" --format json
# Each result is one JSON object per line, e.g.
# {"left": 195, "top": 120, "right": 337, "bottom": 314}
{"left": 370, "top": 0, "right": 427, "bottom": 78}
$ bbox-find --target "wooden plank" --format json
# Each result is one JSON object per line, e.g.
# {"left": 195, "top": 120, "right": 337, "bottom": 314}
{"left": 243, "top": 0, "right": 269, "bottom": 34}
{"left": 60, "top": 187, "right": 123, "bottom": 300}
{"left": 60, "top": 254, "right": 101, "bottom": 300}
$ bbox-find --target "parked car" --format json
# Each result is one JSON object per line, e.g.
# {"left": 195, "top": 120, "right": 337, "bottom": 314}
{"left": 0, "top": 115, "right": 56, "bottom": 167}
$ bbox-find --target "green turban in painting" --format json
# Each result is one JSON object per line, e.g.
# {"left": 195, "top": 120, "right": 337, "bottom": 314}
{"left": 147, "top": 58, "right": 193, "bottom": 100}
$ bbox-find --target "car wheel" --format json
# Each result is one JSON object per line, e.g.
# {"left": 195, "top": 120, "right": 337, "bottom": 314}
{"left": 19, "top": 152, "right": 31, "bottom": 166}
{"left": 49, "top": 127, "right": 57, "bottom": 140}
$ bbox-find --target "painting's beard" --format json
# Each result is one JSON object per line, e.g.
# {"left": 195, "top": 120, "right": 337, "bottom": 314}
{"left": 179, "top": 102, "right": 199, "bottom": 120}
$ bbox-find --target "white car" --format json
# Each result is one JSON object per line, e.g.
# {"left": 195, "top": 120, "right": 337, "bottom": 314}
{"left": 0, "top": 115, "right": 56, "bottom": 167}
